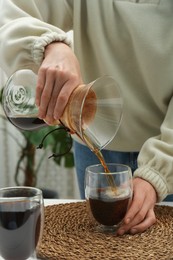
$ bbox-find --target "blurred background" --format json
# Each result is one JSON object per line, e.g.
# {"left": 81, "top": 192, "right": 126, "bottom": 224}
{"left": 0, "top": 62, "right": 80, "bottom": 200}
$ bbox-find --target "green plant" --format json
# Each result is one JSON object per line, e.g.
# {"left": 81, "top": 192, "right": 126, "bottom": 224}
{"left": 0, "top": 88, "right": 74, "bottom": 187}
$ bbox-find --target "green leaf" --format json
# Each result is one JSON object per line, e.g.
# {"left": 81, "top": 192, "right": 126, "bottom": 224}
{"left": 22, "top": 126, "right": 56, "bottom": 146}
{"left": 64, "top": 152, "right": 74, "bottom": 168}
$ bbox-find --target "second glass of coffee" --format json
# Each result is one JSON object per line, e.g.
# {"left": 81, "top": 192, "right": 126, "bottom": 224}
{"left": 85, "top": 163, "right": 133, "bottom": 233}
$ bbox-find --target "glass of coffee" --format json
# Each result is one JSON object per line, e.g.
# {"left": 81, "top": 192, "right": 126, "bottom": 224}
{"left": 85, "top": 163, "right": 133, "bottom": 233}
{"left": 0, "top": 186, "right": 44, "bottom": 260}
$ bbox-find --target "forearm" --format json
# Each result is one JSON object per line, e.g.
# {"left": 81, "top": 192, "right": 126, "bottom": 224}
{"left": 0, "top": 0, "right": 73, "bottom": 75}
{"left": 134, "top": 97, "right": 173, "bottom": 202}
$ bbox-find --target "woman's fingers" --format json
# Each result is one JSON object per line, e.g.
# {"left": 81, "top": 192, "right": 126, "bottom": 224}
{"left": 117, "top": 177, "right": 157, "bottom": 235}
{"left": 117, "top": 203, "right": 156, "bottom": 235}
{"left": 129, "top": 208, "right": 156, "bottom": 234}
{"left": 37, "top": 67, "right": 57, "bottom": 119}
{"left": 35, "top": 68, "right": 46, "bottom": 107}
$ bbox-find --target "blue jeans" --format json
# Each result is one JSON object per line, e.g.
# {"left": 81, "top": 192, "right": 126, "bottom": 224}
{"left": 73, "top": 141, "right": 173, "bottom": 201}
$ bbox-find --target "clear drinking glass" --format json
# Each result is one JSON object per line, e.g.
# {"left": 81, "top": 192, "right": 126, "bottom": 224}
{"left": 85, "top": 163, "right": 133, "bottom": 233}
{"left": 2, "top": 69, "right": 123, "bottom": 151}
{"left": 0, "top": 186, "right": 44, "bottom": 260}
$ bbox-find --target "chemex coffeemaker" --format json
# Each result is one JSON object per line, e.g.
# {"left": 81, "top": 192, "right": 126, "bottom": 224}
{"left": 2, "top": 69, "right": 123, "bottom": 152}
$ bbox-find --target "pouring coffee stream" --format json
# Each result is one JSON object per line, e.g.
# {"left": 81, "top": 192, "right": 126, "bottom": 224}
{"left": 82, "top": 133, "right": 118, "bottom": 193}
{"left": 2, "top": 69, "right": 123, "bottom": 191}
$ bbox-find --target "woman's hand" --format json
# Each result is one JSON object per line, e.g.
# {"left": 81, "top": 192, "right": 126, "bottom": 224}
{"left": 36, "top": 42, "right": 83, "bottom": 125}
{"left": 117, "top": 177, "right": 157, "bottom": 235}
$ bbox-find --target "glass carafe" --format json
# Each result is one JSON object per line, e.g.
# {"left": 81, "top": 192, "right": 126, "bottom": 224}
{"left": 2, "top": 69, "right": 123, "bottom": 151}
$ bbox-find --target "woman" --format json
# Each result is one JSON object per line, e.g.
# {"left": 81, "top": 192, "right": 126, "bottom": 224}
{"left": 0, "top": 0, "right": 173, "bottom": 235}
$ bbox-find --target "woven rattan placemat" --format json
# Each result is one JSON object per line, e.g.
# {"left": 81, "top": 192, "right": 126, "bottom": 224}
{"left": 37, "top": 201, "right": 173, "bottom": 260}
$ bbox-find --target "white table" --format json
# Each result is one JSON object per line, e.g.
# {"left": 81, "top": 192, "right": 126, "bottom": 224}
{"left": 44, "top": 199, "right": 173, "bottom": 207}
{"left": 44, "top": 199, "right": 82, "bottom": 206}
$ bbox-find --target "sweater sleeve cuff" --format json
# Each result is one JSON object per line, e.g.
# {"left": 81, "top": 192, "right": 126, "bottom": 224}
{"left": 32, "top": 31, "right": 72, "bottom": 65}
{"left": 133, "top": 166, "right": 168, "bottom": 202}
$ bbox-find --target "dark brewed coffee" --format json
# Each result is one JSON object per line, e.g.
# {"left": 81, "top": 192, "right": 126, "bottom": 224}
{"left": 89, "top": 196, "right": 130, "bottom": 226}
{"left": 0, "top": 201, "right": 41, "bottom": 260}
{"left": 7, "top": 117, "right": 46, "bottom": 131}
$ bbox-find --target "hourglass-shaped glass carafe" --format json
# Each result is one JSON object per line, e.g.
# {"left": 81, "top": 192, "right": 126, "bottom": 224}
{"left": 2, "top": 69, "right": 123, "bottom": 151}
